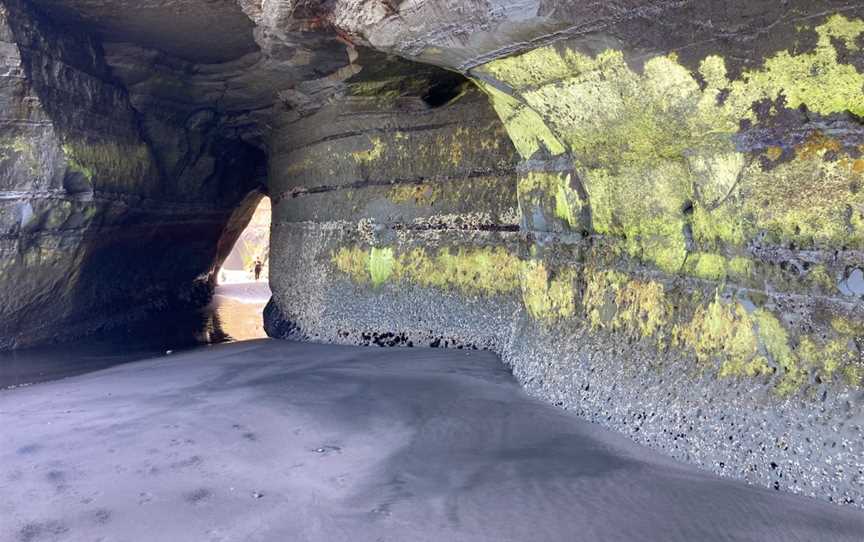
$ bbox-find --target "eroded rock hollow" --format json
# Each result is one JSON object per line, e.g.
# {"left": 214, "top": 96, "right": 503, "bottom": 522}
{"left": 1, "top": 0, "right": 863, "bottom": 507}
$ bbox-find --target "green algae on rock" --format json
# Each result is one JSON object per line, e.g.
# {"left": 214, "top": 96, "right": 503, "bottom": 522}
{"left": 61, "top": 141, "right": 155, "bottom": 191}
{"left": 474, "top": 81, "right": 565, "bottom": 159}
{"left": 331, "top": 235, "right": 862, "bottom": 396}
{"left": 0, "top": 136, "right": 41, "bottom": 177}
{"left": 673, "top": 294, "right": 769, "bottom": 379}
{"left": 332, "top": 245, "right": 521, "bottom": 295}
{"left": 517, "top": 170, "right": 586, "bottom": 231}
{"left": 473, "top": 14, "right": 864, "bottom": 271}
{"left": 351, "top": 137, "right": 385, "bottom": 164}
{"left": 368, "top": 247, "right": 395, "bottom": 286}
{"left": 520, "top": 260, "right": 576, "bottom": 321}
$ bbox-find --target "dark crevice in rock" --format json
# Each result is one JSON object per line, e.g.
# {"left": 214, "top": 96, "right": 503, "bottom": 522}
{"left": 421, "top": 73, "right": 469, "bottom": 108}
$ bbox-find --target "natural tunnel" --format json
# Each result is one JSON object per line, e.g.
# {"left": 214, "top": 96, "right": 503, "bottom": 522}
{"left": 219, "top": 195, "right": 270, "bottom": 284}
{"left": 1, "top": 0, "right": 864, "bottom": 518}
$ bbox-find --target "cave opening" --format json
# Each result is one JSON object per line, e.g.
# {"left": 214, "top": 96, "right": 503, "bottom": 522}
{"left": 218, "top": 195, "right": 271, "bottom": 285}
{"left": 0, "top": 185, "right": 273, "bottom": 389}
{"left": 203, "top": 194, "right": 272, "bottom": 342}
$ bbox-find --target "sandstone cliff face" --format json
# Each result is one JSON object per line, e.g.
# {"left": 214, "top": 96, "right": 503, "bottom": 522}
{"left": 1, "top": 0, "right": 863, "bottom": 506}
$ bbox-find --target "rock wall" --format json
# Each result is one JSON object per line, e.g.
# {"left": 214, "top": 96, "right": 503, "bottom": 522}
{"left": 0, "top": 0, "right": 264, "bottom": 348}
{"left": 265, "top": 4, "right": 864, "bottom": 506}
{"left": 266, "top": 59, "right": 523, "bottom": 348}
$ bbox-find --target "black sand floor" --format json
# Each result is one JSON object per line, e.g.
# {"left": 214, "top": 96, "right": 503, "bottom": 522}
{"left": 1, "top": 340, "right": 862, "bottom": 541}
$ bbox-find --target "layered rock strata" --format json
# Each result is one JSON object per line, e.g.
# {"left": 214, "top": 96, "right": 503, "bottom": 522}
{"left": 267, "top": 3, "right": 864, "bottom": 506}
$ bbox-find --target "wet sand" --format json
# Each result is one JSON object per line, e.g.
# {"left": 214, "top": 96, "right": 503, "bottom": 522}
{"left": 2, "top": 339, "right": 863, "bottom": 541}
{"left": 209, "top": 282, "right": 270, "bottom": 342}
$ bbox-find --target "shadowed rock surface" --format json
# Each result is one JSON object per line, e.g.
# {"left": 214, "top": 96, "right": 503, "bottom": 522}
{"left": 0, "top": 0, "right": 863, "bottom": 509}
{"left": 0, "top": 282, "right": 269, "bottom": 389}
{"left": 2, "top": 341, "right": 864, "bottom": 542}
{"left": 0, "top": 0, "right": 267, "bottom": 348}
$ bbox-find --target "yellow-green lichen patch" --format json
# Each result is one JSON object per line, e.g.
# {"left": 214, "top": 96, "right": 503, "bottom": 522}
{"left": 480, "top": 45, "right": 598, "bottom": 89}
{"left": 518, "top": 170, "right": 557, "bottom": 193}
{"left": 806, "top": 264, "right": 836, "bottom": 293}
{"left": 831, "top": 317, "right": 864, "bottom": 336}
{"left": 330, "top": 242, "right": 863, "bottom": 393}
{"left": 573, "top": 263, "right": 862, "bottom": 395}
{"left": 691, "top": 203, "right": 750, "bottom": 250}
{"left": 797, "top": 336, "right": 852, "bottom": 383}
{"left": 687, "top": 253, "right": 729, "bottom": 281}
{"left": 843, "top": 361, "right": 864, "bottom": 388}
{"left": 435, "top": 126, "right": 471, "bottom": 168}
{"left": 582, "top": 268, "right": 672, "bottom": 345}
{"left": 739, "top": 133, "right": 864, "bottom": 248}
{"left": 395, "top": 246, "right": 521, "bottom": 295}
{"left": 518, "top": 171, "right": 584, "bottom": 229}
{"left": 724, "top": 15, "right": 864, "bottom": 118}
{"left": 331, "top": 245, "right": 521, "bottom": 296}
{"left": 683, "top": 253, "right": 753, "bottom": 283}
{"left": 474, "top": 81, "right": 565, "bottom": 159}
{"left": 474, "top": 14, "right": 864, "bottom": 269}
{"left": 612, "top": 278, "right": 672, "bottom": 346}
{"left": 368, "top": 247, "right": 395, "bottom": 286}
{"left": 332, "top": 246, "right": 370, "bottom": 284}
{"left": 283, "top": 156, "right": 314, "bottom": 176}
{"left": 554, "top": 178, "right": 583, "bottom": 229}
{"left": 829, "top": 318, "right": 864, "bottom": 386}
{"left": 487, "top": 14, "right": 864, "bottom": 125}
{"left": 0, "top": 137, "right": 40, "bottom": 176}
{"left": 673, "top": 294, "right": 769, "bottom": 379}
{"left": 818, "top": 13, "right": 864, "bottom": 49}
{"left": 64, "top": 148, "right": 94, "bottom": 182}
{"left": 9, "top": 138, "right": 28, "bottom": 155}
{"left": 351, "top": 121, "right": 512, "bottom": 180}
{"left": 347, "top": 77, "right": 429, "bottom": 103}
{"left": 671, "top": 295, "right": 856, "bottom": 394}
{"left": 673, "top": 300, "right": 859, "bottom": 395}
{"left": 387, "top": 183, "right": 441, "bottom": 206}
{"left": 39, "top": 200, "right": 76, "bottom": 230}
{"left": 752, "top": 310, "right": 806, "bottom": 396}
{"left": 582, "top": 268, "right": 627, "bottom": 330}
{"left": 727, "top": 257, "right": 753, "bottom": 282}
{"left": 351, "top": 137, "right": 385, "bottom": 164}
{"left": 586, "top": 165, "right": 690, "bottom": 273}
{"left": 520, "top": 260, "right": 576, "bottom": 321}
{"left": 495, "top": 50, "right": 717, "bottom": 273}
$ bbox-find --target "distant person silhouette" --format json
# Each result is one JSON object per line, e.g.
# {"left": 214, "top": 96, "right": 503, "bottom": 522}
{"left": 254, "top": 258, "right": 263, "bottom": 281}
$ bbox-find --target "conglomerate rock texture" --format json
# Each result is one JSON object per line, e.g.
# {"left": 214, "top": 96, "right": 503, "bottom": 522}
{"left": 1, "top": 0, "right": 864, "bottom": 507}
